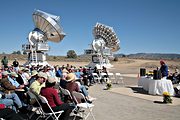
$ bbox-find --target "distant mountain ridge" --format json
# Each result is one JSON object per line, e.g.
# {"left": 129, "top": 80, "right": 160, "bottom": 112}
{"left": 115, "top": 53, "right": 180, "bottom": 60}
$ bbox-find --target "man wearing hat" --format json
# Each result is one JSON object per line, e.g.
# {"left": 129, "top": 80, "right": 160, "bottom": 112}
{"left": 8, "top": 72, "right": 24, "bottom": 89}
{"left": 16, "top": 67, "right": 29, "bottom": 86}
{"left": 30, "top": 72, "right": 47, "bottom": 95}
{"left": 66, "top": 73, "right": 80, "bottom": 93}
{"left": 0, "top": 71, "right": 23, "bottom": 110}
{"left": 28, "top": 70, "right": 38, "bottom": 86}
{"left": 66, "top": 73, "right": 96, "bottom": 103}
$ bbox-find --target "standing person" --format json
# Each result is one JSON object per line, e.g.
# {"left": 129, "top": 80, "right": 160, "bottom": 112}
{"left": 12, "top": 58, "right": 19, "bottom": 72}
{"left": 1, "top": 56, "right": 8, "bottom": 69}
{"left": 160, "top": 60, "right": 169, "bottom": 79}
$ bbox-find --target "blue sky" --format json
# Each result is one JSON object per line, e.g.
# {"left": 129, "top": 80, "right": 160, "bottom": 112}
{"left": 0, "top": 0, "right": 179, "bottom": 56}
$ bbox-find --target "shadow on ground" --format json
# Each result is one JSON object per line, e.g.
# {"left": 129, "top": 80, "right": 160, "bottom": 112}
{"left": 127, "top": 86, "right": 148, "bottom": 95}
{"left": 153, "top": 101, "right": 166, "bottom": 104}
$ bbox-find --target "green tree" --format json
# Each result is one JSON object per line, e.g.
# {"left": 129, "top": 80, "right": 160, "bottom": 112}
{"left": 16, "top": 51, "right": 21, "bottom": 55}
{"left": 12, "top": 51, "right": 21, "bottom": 54}
{"left": 114, "top": 56, "right": 119, "bottom": 61}
{"left": 67, "top": 50, "right": 77, "bottom": 58}
{"left": 22, "top": 51, "right": 27, "bottom": 55}
{"left": 122, "top": 54, "right": 126, "bottom": 57}
{"left": 12, "top": 51, "right": 17, "bottom": 54}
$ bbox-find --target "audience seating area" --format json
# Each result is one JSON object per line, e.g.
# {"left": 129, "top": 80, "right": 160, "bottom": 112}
{"left": 0, "top": 62, "right": 124, "bottom": 120}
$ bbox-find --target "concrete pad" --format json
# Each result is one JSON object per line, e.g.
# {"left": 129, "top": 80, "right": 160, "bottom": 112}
{"left": 109, "top": 85, "right": 180, "bottom": 106}
{"left": 122, "top": 74, "right": 138, "bottom": 78}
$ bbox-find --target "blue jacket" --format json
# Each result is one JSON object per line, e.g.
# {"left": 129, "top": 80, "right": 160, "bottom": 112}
{"left": 160, "top": 64, "right": 168, "bottom": 77}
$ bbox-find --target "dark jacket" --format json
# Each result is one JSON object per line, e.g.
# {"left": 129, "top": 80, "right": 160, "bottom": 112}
{"left": 0, "top": 78, "right": 16, "bottom": 94}
{"left": 160, "top": 64, "right": 168, "bottom": 77}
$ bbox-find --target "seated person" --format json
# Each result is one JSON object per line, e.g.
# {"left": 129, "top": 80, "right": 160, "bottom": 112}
{"left": 0, "top": 108, "right": 24, "bottom": 120}
{"left": 0, "top": 93, "right": 16, "bottom": 111}
{"left": 59, "top": 77, "right": 68, "bottom": 89}
{"left": 0, "top": 71, "right": 23, "bottom": 110}
{"left": 28, "top": 70, "right": 38, "bottom": 87}
{"left": 66, "top": 73, "right": 96, "bottom": 103}
{"left": 174, "top": 85, "right": 180, "bottom": 97}
{"left": 8, "top": 72, "right": 25, "bottom": 89}
{"left": 172, "top": 69, "right": 180, "bottom": 84}
{"left": 16, "top": 68, "right": 29, "bottom": 86}
{"left": 30, "top": 72, "right": 47, "bottom": 95}
{"left": 40, "top": 76, "right": 74, "bottom": 120}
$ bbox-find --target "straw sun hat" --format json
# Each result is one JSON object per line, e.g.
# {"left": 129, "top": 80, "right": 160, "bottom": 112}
{"left": 62, "top": 69, "right": 69, "bottom": 73}
{"left": 2, "top": 71, "right": 10, "bottom": 76}
{"left": 47, "top": 76, "right": 58, "bottom": 83}
{"left": 31, "top": 70, "right": 38, "bottom": 76}
{"left": 11, "top": 72, "right": 18, "bottom": 77}
{"left": 38, "top": 72, "right": 48, "bottom": 79}
{"left": 66, "top": 73, "right": 76, "bottom": 82}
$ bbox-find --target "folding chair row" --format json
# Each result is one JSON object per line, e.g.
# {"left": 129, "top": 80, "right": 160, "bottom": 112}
{"left": 38, "top": 95, "right": 64, "bottom": 120}
{"left": 27, "top": 90, "right": 64, "bottom": 120}
{"left": 26, "top": 90, "right": 43, "bottom": 119}
{"left": 108, "top": 72, "right": 124, "bottom": 85}
{"left": 59, "top": 86, "right": 74, "bottom": 103}
{"left": 59, "top": 87, "right": 96, "bottom": 120}
{"left": 92, "top": 73, "right": 109, "bottom": 83}
{"left": 92, "top": 72, "right": 124, "bottom": 85}
{"left": 92, "top": 73, "right": 101, "bottom": 83}
{"left": 72, "top": 91, "right": 95, "bottom": 120}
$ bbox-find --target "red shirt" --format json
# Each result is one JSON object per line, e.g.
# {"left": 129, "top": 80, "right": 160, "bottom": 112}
{"left": 40, "top": 87, "right": 63, "bottom": 107}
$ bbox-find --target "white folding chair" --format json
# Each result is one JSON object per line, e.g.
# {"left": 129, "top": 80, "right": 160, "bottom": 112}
{"left": 59, "top": 87, "right": 74, "bottom": 103}
{"left": 100, "top": 72, "right": 109, "bottom": 83}
{"left": 72, "top": 91, "right": 95, "bottom": 120}
{"left": 115, "top": 73, "right": 124, "bottom": 85}
{"left": 37, "top": 95, "right": 64, "bottom": 120}
{"left": 92, "top": 73, "right": 100, "bottom": 83}
{"left": 26, "top": 90, "right": 44, "bottom": 119}
{"left": 108, "top": 72, "right": 116, "bottom": 83}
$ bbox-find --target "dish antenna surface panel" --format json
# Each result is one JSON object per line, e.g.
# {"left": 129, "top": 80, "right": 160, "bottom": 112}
{"left": 88, "top": 23, "right": 120, "bottom": 69}
{"left": 33, "top": 10, "right": 65, "bottom": 43}
{"left": 22, "top": 10, "right": 66, "bottom": 66}
{"left": 93, "top": 23, "right": 120, "bottom": 53}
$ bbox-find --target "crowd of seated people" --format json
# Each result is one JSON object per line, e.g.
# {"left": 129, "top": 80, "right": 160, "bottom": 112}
{"left": 0, "top": 63, "right": 100, "bottom": 119}
{"left": 166, "top": 68, "right": 180, "bottom": 97}
{"left": 167, "top": 68, "right": 180, "bottom": 84}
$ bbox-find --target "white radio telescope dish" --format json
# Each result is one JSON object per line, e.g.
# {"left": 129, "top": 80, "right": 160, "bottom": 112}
{"left": 22, "top": 10, "right": 66, "bottom": 66}
{"left": 93, "top": 23, "right": 120, "bottom": 52}
{"left": 32, "top": 10, "right": 65, "bottom": 42}
{"left": 87, "top": 22, "right": 120, "bottom": 69}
